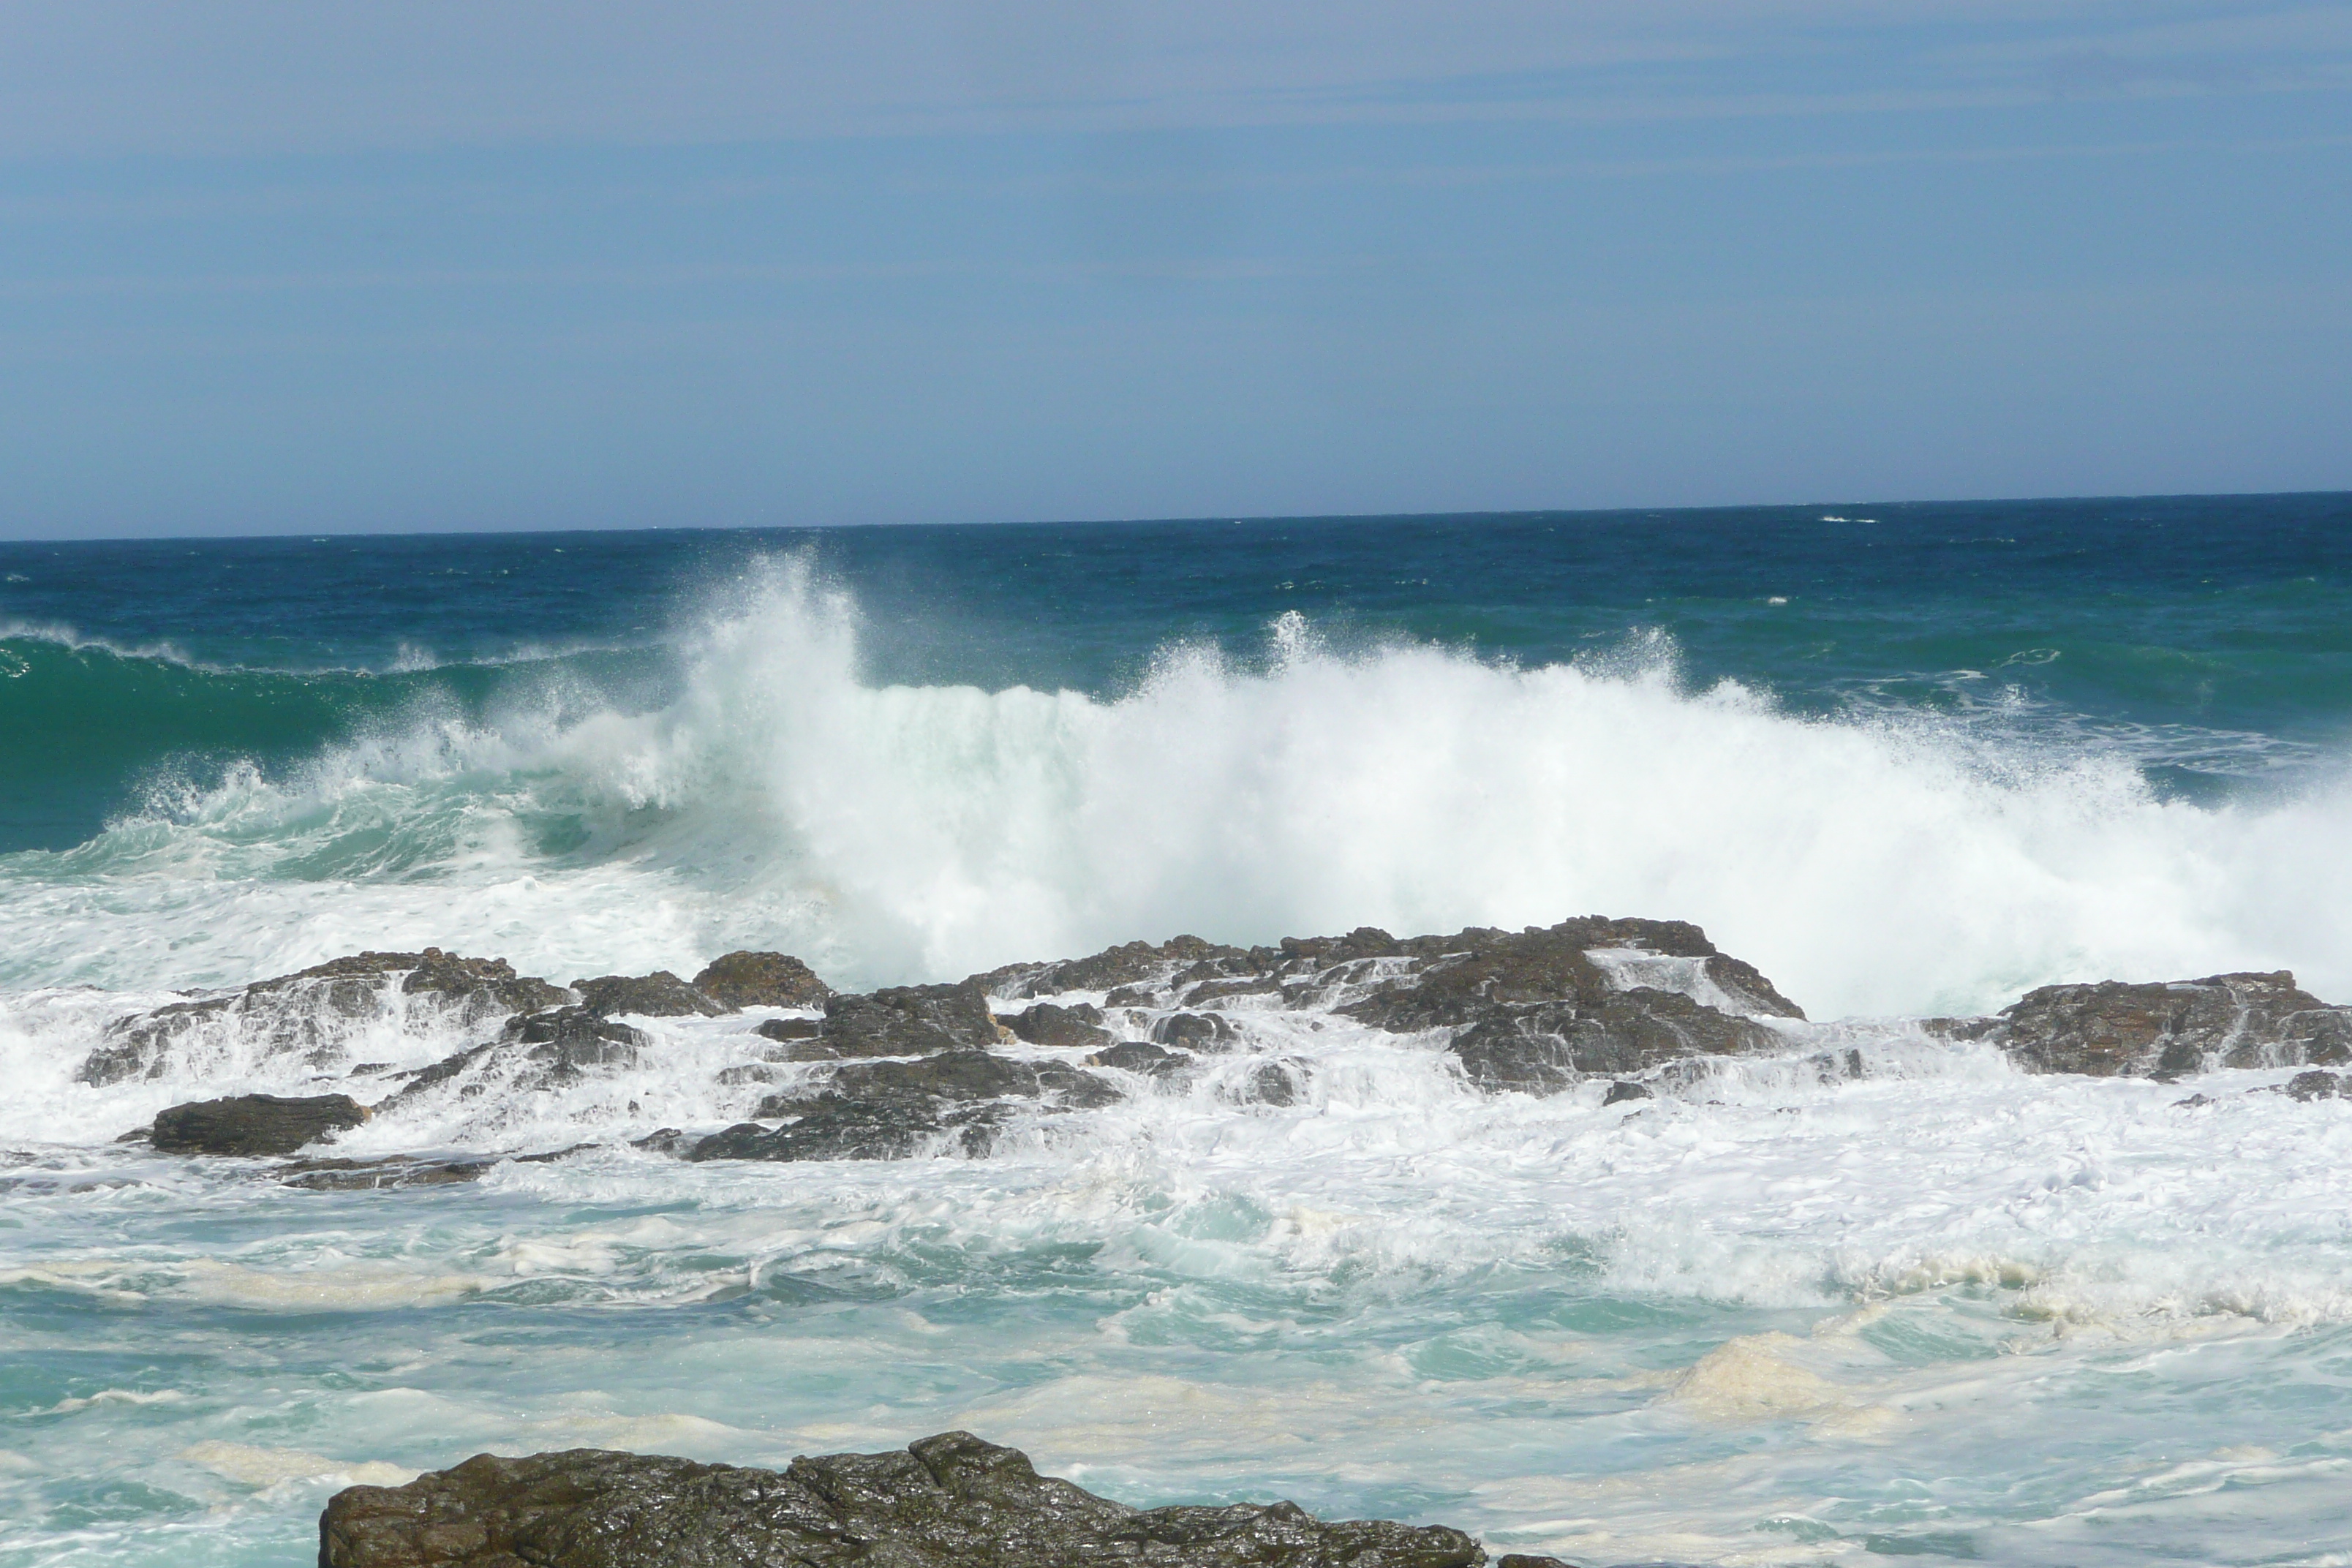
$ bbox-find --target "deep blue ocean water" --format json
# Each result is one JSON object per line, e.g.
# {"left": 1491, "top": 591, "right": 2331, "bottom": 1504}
{"left": 6, "top": 494, "right": 2352, "bottom": 1568}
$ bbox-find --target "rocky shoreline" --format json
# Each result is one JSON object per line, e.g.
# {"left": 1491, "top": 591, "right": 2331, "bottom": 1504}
{"left": 89, "top": 916, "right": 2352, "bottom": 1171}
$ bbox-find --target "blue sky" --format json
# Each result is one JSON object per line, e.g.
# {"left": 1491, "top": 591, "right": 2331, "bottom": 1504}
{"left": 2, "top": 1, "right": 2348, "bottom": 537}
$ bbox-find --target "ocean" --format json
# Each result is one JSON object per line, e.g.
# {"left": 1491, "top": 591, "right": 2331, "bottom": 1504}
{"left": 4, "top": 494, "right": 2352, "bottom": 1566}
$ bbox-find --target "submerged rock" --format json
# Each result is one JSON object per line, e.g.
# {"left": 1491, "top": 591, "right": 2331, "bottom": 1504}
{"left": 318, "top": 1430, "right": 1482, "bottom": 1568}
{"left": 148, "top": 1093, "right": 369, "bottom": 1157}
{"left": 691, "top": 950, "right": 833, "bottom": 1009}
{"left": 570, "top": 971, "right": 727, "bottom": 1018}
{"left": 1946, "top": 970, "right": 2352, "bottom": 1077}
{"left": 79, "top": 949, "right": 569, "bottom": 1086}
{"left": 690, "top": 1050, "right": 1122, "bottom": 1162}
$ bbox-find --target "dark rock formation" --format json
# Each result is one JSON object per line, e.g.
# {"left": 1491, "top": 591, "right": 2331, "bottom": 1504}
{"left": 1945, "top": 970, "right": 2352, "bottom": 1077}
{"left": 999, "top": 1000, "right": 1112, "bottom": 1049}
{"left": 1152, "top": 1012, "right": 1239, "bottom": 1050}
{"left": 1602, "top": 1080, "right": 1652, "bottom": 1105}
{"left": 970, "top": 918, "right": 1799, "bottom": 1098}
{"left": 2277, "top": 1069, "right": 2351, "bottom": 1101}
{"left": 318, "top": 1430, "right": 1482, "bottom": 1568}
{"left": 816, "top": 983, "right": 1001, "bottom": 1058}
{"left": 971, "top": 935, "right": 1253, "bottom": 1000}
{"left": 80, "top": 950, "right": 568, "bottom": 1085}
{"left": 692, "top": 950, "right": 833, "bottom": 1009}
{"left": 1233, "top": 1058, "right": 1311, "bottom": 1107}
{"left": 690, "top": 1051, "right": 1121, "bottom": 1162}
{"left": 570, "top": 971, "right": 727, "bottom": 1018}
{"left": 148, "top": 1093, "right": 369, "bottom": 1157}
{"left": 504, "top": 1008, "right": 649, "bottom": 1074}
{"left": 282, "top": 1155, "right": 496, "bottom": 1190}
{"left": 1316, "top": 922, "right": 1792, "bottom": 1094}
{"left": 1086, "top": 1041, "right": 1193, "bottom": 1078}
{"left": 754, "top": 1017, "right": 821, "bottom": 1044}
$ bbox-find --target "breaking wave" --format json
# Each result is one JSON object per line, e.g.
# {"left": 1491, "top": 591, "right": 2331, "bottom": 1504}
{"left": 4, "top": 557, "right": 2351, "bottom": 1017}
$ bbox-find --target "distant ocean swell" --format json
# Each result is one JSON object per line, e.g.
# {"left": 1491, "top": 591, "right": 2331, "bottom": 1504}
{"left": 3, "top": 558, "right": 2348, "bottom": 1017}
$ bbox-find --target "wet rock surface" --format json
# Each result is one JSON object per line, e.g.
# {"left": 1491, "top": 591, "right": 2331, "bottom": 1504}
{"left": 690, "top": 1051, "right": 1120, "bottom": 1162}
{"left": 317, "top": 1430, "right": 1485, "bottom": 1568}
{"left": 79, "top": 949, "right": 570, "bottom": 1085}
{"left": 999, "top": 1000, "right": 1112, "bottom": 1049}
{"left": 691, "top": 950, "right": 833, "bottom": 1009}
{"left": 148, "top": 1093, "right": 369, "bottom": 1157}
{"left": 570, "top": 971, "right": 726, "bottom": 1018}
{"left": 816, "top": 982, "right": 1002, "bottom": 1058}
{"left": 985, "top": 917, "right": 1802, "bottom": 1096}
{"left": 1940, "top": 970, "right": 2352, "bottom": 1077}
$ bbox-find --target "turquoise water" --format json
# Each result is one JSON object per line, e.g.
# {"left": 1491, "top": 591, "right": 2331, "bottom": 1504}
{"left": 5, "top": 497, "right": 2352, "bottom": 1565}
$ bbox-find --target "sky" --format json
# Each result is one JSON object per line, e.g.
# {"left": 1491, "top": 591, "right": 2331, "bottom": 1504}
{"left": 1, "top": 1, "right": 2348, "bottom": 538}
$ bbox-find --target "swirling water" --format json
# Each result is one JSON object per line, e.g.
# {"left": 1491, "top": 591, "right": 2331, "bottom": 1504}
{"left": 4, "top": 497, "right": 2352, "bottom": 1566}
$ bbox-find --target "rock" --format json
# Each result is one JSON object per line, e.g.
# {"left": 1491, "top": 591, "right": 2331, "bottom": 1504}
{"left": 689, "top": 1051, "right": 1121, "bottom": 1162}
{"left": 1152, "top": 1011, "right": 1240, "bottom": 1050}
{"left": 818, "top": 982, "right": 1000, "bottom": 1058}
{"left": 970, "top": 934, "right": 1259, "bottom": 1001}
{"left": 280, "top": 1155, "right": 495, "bottom": 1191}
{"left": 570, "top": 970, "right": 727, "bottom": 1018}
{"left": 754, "top": 1017, "right": 821, "bottom": 1043}
{"left": 505, "top": 1008, "right": 649, "bottom": 1074}
{"left": 962, "top": 917, "right": 1801, "bottom": 1101}
{"left": 148, "top": 1093, "right": 369, "bottom": 1157}
{"left": 1974, "top": 971, "right": 2352, "bottom": 1077}
{"left": 1233, "top": 1058, "right": 1310, "bottom": 1107}
{"left": 1085, "top": 1040, "right": 1193, "bottom": 1077}
{"left": 2277, "top": 1069, "right": 2350, "bottom": 1101}
{"left": 998, "top": 1000, "right": 1112, "bottom": 1049}
{"left": 691, "top": 950, "right": 833, "bottom": 1009}
{"left": 318, "top": 1430, "right": 1482, "bottom": 1568}
{"left": 1447, "top": 988, "right": 1779, "bottom": 1095}
{"left": 78, "top": 949, "right": 568, "bottom": 1086}
{"left": 1602, "top": 1080, "right": 1652, "bottom": 1105}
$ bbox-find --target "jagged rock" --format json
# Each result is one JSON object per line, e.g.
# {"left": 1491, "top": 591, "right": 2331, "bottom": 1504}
{"left": 1297, "top": 922, "right": 1790, "bottom": 1094}
{"left": 1447, "top": 988, "right": 1780, "bottom": 1094}
{"left": 689, "top": 1051, "right": 1122, "bottom": 1162}
{"left": 1086, "top": 1040, "right": 1193, "bottom": 1077}
{"left": 818, "top": 983, "right": 1000, "bottom": 1058}
{"left": 318, "top": 1430, "right": 1482, "bottom": 1568}
{"left": 78, "top": 949, "right": 568, "bottom": 1085}
{"left": 999, "top": 1000, "right": 1112, "bottom": 1049}
{"left": 570, "top": 971, "right": 727, "bottom": 1018}
{"left": 1959, "top": 971, "right": 2352, "bottom": 1077}
{"left": 1602, "top": 1080, "right": 1652, "bottom": 1105}
{"left": 1152, "top": 1011, "right": 1239, "bottom": 1050}
{"left": 754, "top": 1017, "right": 821, "bottom": 1044}
{"left": 691, "top": 950, "right": 833, "bottom": 1009}
{"left": 148, "top": 1093, "right": 369, "bottom": 1157}
{"left": 505, "top": 1008, "right": 649, "bottom": 1074}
